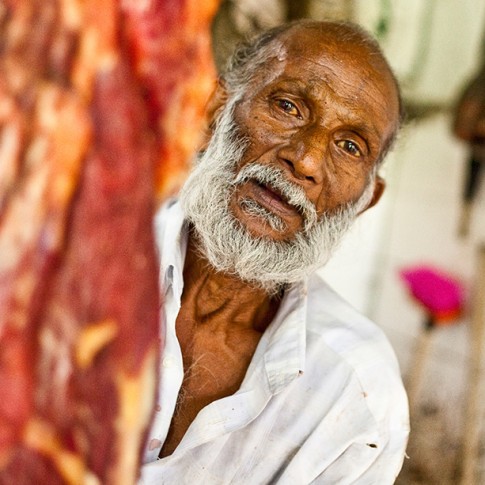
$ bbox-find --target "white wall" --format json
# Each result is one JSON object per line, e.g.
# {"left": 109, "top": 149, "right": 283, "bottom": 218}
{"left": 319, "top": 2, "right": 485, "bottom": 482}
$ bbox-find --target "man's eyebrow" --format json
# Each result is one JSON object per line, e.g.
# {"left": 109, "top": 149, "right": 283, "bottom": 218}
{"left": 266, "top": 78, "right": 310, "bottom": 92}
{"left": 269, "top": 76, "right": 340, "bottom": 100}
{"left": 266, "top": 77, "right": 386, "bottom": 144}
{"left": 340, "top": 114, "right": 381, "bottom": 140}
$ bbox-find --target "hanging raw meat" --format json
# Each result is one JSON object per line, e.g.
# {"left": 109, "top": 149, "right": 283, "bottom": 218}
{"left": 0, "top": 0, "right": 219, "bottom": 483}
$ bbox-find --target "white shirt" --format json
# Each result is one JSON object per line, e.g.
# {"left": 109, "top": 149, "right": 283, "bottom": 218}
{"left": 139, "top": 200, "right": 409, "bottom": 484}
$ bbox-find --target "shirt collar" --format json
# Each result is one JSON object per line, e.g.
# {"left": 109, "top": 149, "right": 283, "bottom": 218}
{"left": 262, "top": 279, "right": 307, "bottom": 395}
{"left": 154, "top": 199, "right": 188, "bottom": 297}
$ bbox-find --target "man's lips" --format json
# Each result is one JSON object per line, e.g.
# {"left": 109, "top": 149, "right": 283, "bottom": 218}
{"left": 242, "top": 180, "right": 300, "bottom": 218}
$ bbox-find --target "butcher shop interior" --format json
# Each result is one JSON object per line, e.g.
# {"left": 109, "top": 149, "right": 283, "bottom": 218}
{"left": 2, "top": 0, "right": 485, "bottom": 484}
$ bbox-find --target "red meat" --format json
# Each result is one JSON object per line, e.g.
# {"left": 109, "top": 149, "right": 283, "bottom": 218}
{"left": 0, "top": 0, "right": 218, "bottom": 482}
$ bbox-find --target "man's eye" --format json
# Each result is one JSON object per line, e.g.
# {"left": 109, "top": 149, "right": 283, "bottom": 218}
{"left": 336, "top": 140, "right": 362, "bottom": 157}
{"left": 275, "top": 99, "right": 301, "bottom": 118}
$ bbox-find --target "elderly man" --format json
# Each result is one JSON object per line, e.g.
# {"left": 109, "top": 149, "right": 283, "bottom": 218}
{"left": 140, "top": 19, "right": 409, "bottom": 484}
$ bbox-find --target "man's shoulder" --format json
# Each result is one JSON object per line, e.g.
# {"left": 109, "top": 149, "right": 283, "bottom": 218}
{"left": 304, "top": 272, "right": 407, "bottom": 421}
{"left": 305, "top": 272, "right": 386, "bottom": 341}
{"left": 274, "top": 274, "right": 409, "bottom": 484}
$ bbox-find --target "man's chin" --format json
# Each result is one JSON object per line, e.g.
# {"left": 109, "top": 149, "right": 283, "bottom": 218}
{"left": 230, "top": 201, "right": 303, "bottom": 242}
{"left": 241, "top": 219, "right": 298, "bottom": 242}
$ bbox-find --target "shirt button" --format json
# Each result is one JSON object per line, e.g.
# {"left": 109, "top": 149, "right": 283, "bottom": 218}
{"left": 163, "top": 356, "right": 174, "bottom": 368}
{"left": 149, "top": 439, "right": 162, "bottom": 451}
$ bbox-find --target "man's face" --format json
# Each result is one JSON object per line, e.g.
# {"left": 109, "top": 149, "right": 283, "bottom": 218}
{"left": 228, "top": 27, "right": 399, "bottom": 241}
{"left": 181, "top": 96, "right": 374, "bottom": 292}
{"left": 181, "top": 26, "right": 399, "bottom": 292}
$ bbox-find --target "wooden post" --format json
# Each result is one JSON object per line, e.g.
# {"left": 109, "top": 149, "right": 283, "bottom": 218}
{"left": 459, "top": 245, "right": 485, "bottom": 485}
{"left": 284, "top": 0, "right": 312, "bottom": 21}
{"left": 405, "top": 316, "right": 435, "bottom": 413}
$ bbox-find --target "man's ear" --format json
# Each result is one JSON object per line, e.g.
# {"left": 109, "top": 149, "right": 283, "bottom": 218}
{"left": 358, "top": 175, "right": 386, "bottom": 215}
{"left": 199, "top": 79, "right": 229, "bottom": 151}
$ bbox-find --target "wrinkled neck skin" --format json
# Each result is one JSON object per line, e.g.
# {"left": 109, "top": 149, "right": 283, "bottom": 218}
{"left": 182, "top": 231, "right": 281, "bottom": 334}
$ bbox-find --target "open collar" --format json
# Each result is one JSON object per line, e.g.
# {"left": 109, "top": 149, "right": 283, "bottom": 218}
{"left": 261, "top": 279, "right": 307, "bottom": 395}
{"left": 155, "top": 199, "right": 308, "bottom": 396}
{"left": 154, "top": 199, "right": 187, "bottom": 300}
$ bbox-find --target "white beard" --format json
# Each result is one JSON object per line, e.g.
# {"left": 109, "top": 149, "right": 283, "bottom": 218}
{"left": 180, "top": 97, "right": 375, "bottom": 294}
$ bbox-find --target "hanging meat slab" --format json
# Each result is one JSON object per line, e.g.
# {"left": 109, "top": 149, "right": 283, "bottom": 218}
{"left": 0, "top": 0, "right": 219, "bottom": 483}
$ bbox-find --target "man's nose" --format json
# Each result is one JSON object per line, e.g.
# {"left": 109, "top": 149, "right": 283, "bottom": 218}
{"left": 276, "top": 126, "right": 326, "bottom": 184}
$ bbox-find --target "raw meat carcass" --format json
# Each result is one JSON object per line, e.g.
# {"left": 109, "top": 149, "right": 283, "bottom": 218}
{"left": 0, "top": 0, "right": 218, "bottom": 483}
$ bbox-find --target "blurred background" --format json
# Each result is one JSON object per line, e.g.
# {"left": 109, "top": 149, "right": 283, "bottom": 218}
{"left": 211, "top": 1, "right": 485, "bottom": 483}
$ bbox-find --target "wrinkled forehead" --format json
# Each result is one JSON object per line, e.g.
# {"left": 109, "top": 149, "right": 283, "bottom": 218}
{"left": 254, "top": 25, "right": 400, "bottom": 124}
{"left": 278, "top": 24, "right": 394, "bottom": 76}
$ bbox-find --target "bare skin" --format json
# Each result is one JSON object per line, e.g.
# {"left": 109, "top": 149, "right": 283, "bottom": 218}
{"left": 159, "top": 236, "right": 280, "bottom": 457}
{"left": 160, "top": 22, "right": 400, "bottom": 457}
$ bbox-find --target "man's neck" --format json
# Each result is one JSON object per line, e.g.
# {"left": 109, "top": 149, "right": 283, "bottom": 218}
{"left": 158, "top": 233, "right": 283, "bottom": 457}
{"left": 181, "top": 233, "right": 282, "bottom": 333}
